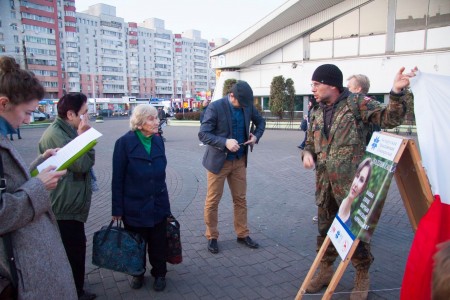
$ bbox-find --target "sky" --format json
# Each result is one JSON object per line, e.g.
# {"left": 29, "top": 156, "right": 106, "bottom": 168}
{"left": 75, "top": 0, "right": 288, "bottom": 42}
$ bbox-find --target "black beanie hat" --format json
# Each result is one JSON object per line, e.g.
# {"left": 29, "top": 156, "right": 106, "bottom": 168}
{"left": 231, "top": 80, "right": 253, "bottom": 107}
{"left": 311, "top": 64, "right": 343, "bottom": 88}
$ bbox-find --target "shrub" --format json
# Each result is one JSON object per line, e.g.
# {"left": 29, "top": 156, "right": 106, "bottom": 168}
{"left": 174, "top": 111, "right": 200, "bottom": 120}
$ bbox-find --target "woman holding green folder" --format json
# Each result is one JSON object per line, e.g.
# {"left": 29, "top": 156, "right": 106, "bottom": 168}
{"left": 38, "top": 93, "right": 96, "bottom": 300}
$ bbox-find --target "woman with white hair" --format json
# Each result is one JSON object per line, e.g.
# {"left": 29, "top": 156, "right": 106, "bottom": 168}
{"left": 111, "top": 104, "right": 171, "bottom": 291}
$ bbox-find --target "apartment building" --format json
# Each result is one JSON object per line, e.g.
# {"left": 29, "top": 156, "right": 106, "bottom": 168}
{"left": 0, "top": 0, "right": 73, "bottom": 99}
{"left": 77, "top": 4, "right": 127, "bottom": 98}
{"left": 0, "top": 1, "right": 216, "bottom": 104}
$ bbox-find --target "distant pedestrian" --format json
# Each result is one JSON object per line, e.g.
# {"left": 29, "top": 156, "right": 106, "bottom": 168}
{"left": 298, "top": 99, "right": 316, "bottom": 149}
{"left": 198, "top": 80, "right": 266, "bottom": 254}
{"left": 9, "top": 127, "right": 21, "bottom": 141}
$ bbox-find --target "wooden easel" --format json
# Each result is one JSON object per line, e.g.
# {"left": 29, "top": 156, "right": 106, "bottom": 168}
{"left": 295, "top": 133, "right": 434, "bottom": 300}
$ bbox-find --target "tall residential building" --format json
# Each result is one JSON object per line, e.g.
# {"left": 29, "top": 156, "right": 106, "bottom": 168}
{"left": 1, "top": 1, "right": 216, "bottom": 101}
{"left": 76, "top": 4, "right": 216, "bottom": 100}
{"left": 77, "top": 4, "right": 127, "bottom": 98}
{"left": 140, "top": 18, "right": 174, "bottom": 100}
{"left": 0, "top": 0, "right": 73, "bottom": 99}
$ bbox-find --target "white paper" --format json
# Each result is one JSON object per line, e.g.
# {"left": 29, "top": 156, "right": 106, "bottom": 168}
{"left": 37, "top": 127, "right": 102, "bottom": 172}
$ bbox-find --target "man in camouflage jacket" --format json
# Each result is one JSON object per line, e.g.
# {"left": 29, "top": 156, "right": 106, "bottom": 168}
{"left": 302, "top": 64, "right": 416, "bottom": 299}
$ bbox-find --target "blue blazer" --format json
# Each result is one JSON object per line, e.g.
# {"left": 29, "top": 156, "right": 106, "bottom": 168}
{"left": 198, "top": 96, "right": 266, "bottom": 174}
{"left": 111, "top": 131, "right": 170, "bottom": 227}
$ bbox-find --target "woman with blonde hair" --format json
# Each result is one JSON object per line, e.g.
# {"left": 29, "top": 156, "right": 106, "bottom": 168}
{"left": 111, "top": 104, "right": 171, "bottom": 291}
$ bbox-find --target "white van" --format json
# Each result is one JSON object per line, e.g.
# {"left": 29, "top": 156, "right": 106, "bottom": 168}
{"left": 32, "top": 110, "right": 47, "bottom": 121}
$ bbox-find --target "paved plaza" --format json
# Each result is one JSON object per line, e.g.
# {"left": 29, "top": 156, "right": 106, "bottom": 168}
{"left": 15, "top": 119, "right": 416, "bottom": 299}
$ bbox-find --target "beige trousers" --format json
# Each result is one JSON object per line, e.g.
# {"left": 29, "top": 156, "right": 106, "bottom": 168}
{"left": 204, "top": 158, "right": 249, "bottom": 239}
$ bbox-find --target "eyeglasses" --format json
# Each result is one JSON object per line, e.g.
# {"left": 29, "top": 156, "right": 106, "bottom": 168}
{"left": 310, "top": 82, "right": 323, "bottom": 88}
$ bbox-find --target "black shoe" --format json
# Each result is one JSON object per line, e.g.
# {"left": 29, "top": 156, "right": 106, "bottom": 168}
{"left": 78, "top": 290, "right": 97, "bottom": 300}
{"left": 130, "top": 275, "right": 144, "bottom": 289}
{"left": 208, "top": 239, "right": 219, "bottom": 254}
{"left": 237, "top": 236, "right": 259, "bottom": 249}
{"left": 153, "top": 277, "right": 166, "bottom": 292}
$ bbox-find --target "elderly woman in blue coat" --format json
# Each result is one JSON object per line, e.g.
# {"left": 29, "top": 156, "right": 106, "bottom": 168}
{"left": 111, "top": 104, "right": 171, "bottom": 292}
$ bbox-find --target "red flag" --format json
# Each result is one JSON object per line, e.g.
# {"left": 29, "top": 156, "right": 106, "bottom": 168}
{"left": 401, "top": 196, "right": 450, "bottom": 299}
{"left": 400, "top": 72, "right": 450, "bottom": 299}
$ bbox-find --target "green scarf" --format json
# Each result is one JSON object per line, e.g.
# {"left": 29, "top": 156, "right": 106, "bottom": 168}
{"left": 135, "top": 130, "right": 153, "bottom": 155}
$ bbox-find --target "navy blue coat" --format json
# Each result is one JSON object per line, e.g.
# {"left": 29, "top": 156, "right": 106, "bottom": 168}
{"left": 198, "top": 96, "right": 266, "bottom": 174}
{"left": 112, "top": 131, "right": 170, "bottom": 227}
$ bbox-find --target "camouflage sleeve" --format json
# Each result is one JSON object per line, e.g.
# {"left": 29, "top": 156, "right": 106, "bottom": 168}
{"left": 403, "top": 89, "right": 415, "bottom": 125}
{"left": 358, "top": 91, "right": 408, "bottom": 129}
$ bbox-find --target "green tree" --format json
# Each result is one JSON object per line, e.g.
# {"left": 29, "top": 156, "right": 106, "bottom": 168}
{"left": 285, "top": 78, "right": 296, "bottom": 121}
{"left": 222, "top": 79, "right": 237, "bottom": 96}
{"left": 270, "top": 75, "right": 286, "bottom": 119}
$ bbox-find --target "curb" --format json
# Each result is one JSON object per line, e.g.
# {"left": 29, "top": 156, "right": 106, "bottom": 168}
{"left": 20, "top": 123, "right": 51, "bottom": 129}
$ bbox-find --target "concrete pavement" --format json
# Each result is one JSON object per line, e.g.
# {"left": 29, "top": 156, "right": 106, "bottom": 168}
{"left": 15, "top": 119, "right": 415, "bottom": 299}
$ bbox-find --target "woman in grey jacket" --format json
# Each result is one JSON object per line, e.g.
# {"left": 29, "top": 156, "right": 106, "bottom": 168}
{"left": 0, "top": 56, "right": 77, "bottom": 299}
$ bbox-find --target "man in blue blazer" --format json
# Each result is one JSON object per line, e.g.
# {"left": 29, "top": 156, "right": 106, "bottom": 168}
{"left": 198, "top": 80, "right": 266, "bottom": 254}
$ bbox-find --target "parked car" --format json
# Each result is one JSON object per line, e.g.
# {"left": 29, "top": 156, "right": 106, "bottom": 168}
{"left": 97, "top": 109, "right": 113, "bottom": 117}
{"left": 112, "top": 109, "right": 129, "bottom": 116}
{"left": 32, "top": 110, "right": 47, "bottom": 121}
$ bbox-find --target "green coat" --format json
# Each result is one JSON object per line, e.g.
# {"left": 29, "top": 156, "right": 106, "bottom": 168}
{"left": 304, "top": 89, "right": 408, "bottom": 208}
{"left": 38, "top": 117, "right": 95, "bottom": 222}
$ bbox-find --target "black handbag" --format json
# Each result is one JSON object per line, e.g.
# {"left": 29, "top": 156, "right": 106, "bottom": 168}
{"left": 166, "top": 215, "right": 182, "bottom": 264}
{"left": 0, "top": 153, "right": 18, "bottom": 300}
{"left": 92, "top": 220, "right": 146, "bottom": 276}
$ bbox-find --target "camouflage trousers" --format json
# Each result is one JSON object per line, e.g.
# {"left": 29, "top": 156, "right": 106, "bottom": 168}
{"left": 316, "top": 185, "right": 374, "bottom": 270}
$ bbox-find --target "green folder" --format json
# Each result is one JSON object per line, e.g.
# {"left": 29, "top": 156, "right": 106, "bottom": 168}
{"left": 31, "top": 140, "right": 98, "bottom": 177}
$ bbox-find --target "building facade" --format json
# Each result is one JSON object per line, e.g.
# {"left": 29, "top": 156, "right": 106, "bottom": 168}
{"left": 210, "top": 0, "right": 450, "bottom": 115}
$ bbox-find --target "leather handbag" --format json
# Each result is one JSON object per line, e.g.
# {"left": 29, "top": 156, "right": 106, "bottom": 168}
{"left": 166, "top": 215, "right": 182, "bottom": 264}
{"left": 92, "top": 220, "right": 146, "bottom": 276}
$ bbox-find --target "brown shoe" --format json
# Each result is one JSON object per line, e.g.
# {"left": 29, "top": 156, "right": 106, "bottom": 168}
{"left": 305, "top": 262, "right": 334, "bottom": 293}
{"left": 350, "top": 268, "right": 369, "bottom": 300}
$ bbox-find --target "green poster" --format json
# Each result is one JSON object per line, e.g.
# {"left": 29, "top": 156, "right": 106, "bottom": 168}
{"left": 336, "top": 132, "right": 402, "bottom": 243}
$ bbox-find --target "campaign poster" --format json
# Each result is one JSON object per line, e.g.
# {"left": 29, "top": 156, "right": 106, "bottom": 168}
{"left": 336, "top": 132, "right": 403, "bottom": 243}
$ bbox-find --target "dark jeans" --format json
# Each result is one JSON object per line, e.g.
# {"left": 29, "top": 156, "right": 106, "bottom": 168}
{"left": 299, "top": 131, "right": 307, "bottom": 148}
{"left": 9, "top": 128, "right": 21, "bottom": 140}
{"left": 124, "top": 219, "right": 167, "bottom": 278}
{"left": 57, "top": 220, "right": 86, "bottom": 296}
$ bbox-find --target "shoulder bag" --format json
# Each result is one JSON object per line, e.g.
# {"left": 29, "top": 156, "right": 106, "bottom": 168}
{"left": 92, "top": 220, "right": 146, "bottom": 276}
